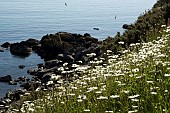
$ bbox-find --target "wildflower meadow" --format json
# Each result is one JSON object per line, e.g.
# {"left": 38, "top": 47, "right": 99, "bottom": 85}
{"left": 7, "top": 26, "right": 170, "bottom": 113}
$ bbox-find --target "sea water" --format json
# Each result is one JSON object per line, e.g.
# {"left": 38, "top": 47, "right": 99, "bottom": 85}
{"left": 0, "top": 0, "right": 156, "bottom": 98}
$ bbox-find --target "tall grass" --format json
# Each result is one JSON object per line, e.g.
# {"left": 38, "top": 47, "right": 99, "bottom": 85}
{"left": 7, "top": 26, "right": 170, "bottom": 113}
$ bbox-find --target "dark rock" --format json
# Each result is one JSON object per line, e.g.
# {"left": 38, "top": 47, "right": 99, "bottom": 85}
{"left": 27, "top": 68, "right": 39, "bottom": 75}
{"left": 57, "top": 54, "right": 74, "bottom": 63}
{"left": 35, "top": 66, "right": 58, "bottom": 79}
{"left": 20, "top": 81, "right": 41, "bottom": 91}
{"left": 20, "top": 82, "right": 30, "bottom": 90}
{"left": 37, "top": 32, "right": 99, "bottom": 61}
{"left": 37, "top": 63, "right": 45, "bottom": 72}
{"left": 0, "top": 48, "right": 4, "bottom": 52}
{"left": 56, "top": 32, "right": 76, "bottom": 42}
{"left": 10, "top": 42, "right": 32, "bottom": 56}
{"left": 9, "top": 81, "right": 17, "bottom": 85}
{"left": 25, "top": 38, "right": 39, "bottom": 48}
{"left": 41, "top": 73, "right": 62, "bottom": 86}
{"left": 17, "top": 76, "right": 27, "bottom": 82}
{"left": 122, "top": 24, "right": 130, "bottom": 29}
{"left": 1, "top": 42, "right": 10, "bottom": 48}
{"left": 37, "top": 63, "right": 44, "bottom": 68}
{"left": 0, "top": 101, "right": 6, "bottom": 106}
{"left": 45, "top": 59, "right": 60, "bottom": 68}
{"left": 18, "top": 65, "right": 25, "bottom": 69}
{"left": 93, "top": 28, "right": 99, "bottom": 30}
{"left": 0, "top": 75, "right": 12, "bottom": 82}
{"left": 41, "top": 73, "right": 54, "bottom": 84}
{"left": 84, "top": 33, "right": 91, "bottom": 37}
{"left": 32, "top": 44, "right": 41, "bottom": 51}
{"left": 26, "top": 78, "right": 30, "bottom": 82}
{"left": 82, "top": 36, "right": 98, "bottom": 44}
{"left": 75, "top": 44, "right": 100, "bottom": 62}
{"left": 57, "top": 54, "right": 64, "bottom": 60}
{"left": 6, "top": 89, "right": 26, "bottom": 101}
{"left": 74, "top": 47, "right": 86, "bottom": 53}
{"left": 36, "top": 49, "right": 46, "bottom": 59}
{"left": 67, "top": 55, "right": 74, "bottom": 63}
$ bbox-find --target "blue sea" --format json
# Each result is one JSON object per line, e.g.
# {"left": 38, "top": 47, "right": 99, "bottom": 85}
{"left": 0, "top": 0, "right": 156, "bottom": 98}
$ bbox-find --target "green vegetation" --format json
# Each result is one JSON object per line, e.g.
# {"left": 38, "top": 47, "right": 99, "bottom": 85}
{"left": 101, "top": 0, "right": 170, "bottom": 54}
{"left": 9, "top": 26, "right": 169, "bottom": 113}
{"left": 7, "top": 0, "right": 170, "bottom": 113}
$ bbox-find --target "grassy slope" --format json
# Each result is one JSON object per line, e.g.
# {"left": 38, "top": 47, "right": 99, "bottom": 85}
{"left": 7, "top": 0, "right": 170, "bottom": 113}
{"left": 8, "top": 26, "right": 170, "bottom": 113}
{"left": 15, "top": 26, "right": 170, "bottom": 113}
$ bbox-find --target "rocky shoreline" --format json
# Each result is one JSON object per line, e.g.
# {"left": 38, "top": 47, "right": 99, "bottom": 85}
{"left": 0, "top": 0, "right": 170, "bottom": 111}
{"left": 0, "top": 32, "right": 104, "bottom": 112}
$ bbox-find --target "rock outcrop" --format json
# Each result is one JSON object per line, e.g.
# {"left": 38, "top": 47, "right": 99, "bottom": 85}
{"left": 9, "top": 38, "right": 39, "bottom": 57}
{"left": 122, "top": 24, "right": 130, "bottom": 29}
{"left": 1, "top": 42, "right": 10, "bottom": 48}
{"left": 0, "top": 75, "right": 12, "bottom": 82}
{"left": 36, "top": 32, "right": 100, "bottom": 62}
{"left": 10, "top": 42, "right": 32, "bottom": 56}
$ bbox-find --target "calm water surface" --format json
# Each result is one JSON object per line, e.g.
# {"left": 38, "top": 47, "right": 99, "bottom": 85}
{"left": 0, "top": 0, "right": 156, "bottom": 97}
